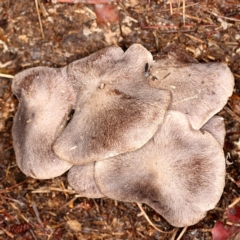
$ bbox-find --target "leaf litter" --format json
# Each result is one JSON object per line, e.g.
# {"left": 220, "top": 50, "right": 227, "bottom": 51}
{"left": 0, "top": 0, "right": 240, "bottom": 239}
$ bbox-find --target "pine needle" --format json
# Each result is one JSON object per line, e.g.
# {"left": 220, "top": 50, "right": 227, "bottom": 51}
{"left": 0, "top": 73, "right": 14, "bottom": 79}
{"left": 176, "top": 226, "right": 188, "bottom": 240}
{"left": 137, "top": 203, "right": 174, "bottom": 234}
{"left": 34, "top": 0, "right": 45, "bottom": 38}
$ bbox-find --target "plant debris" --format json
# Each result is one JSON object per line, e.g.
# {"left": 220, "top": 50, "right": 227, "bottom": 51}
{"left": 0, "top": 0, "right": 240, "bottom": 239}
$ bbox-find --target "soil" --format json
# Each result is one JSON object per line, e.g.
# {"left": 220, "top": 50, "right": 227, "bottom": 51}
{"left": 0, "top": 0, "right": 240, "bottom": 239}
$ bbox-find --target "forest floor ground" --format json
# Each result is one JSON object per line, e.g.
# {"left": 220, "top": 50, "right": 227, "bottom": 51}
{"left": 0, "top": 0, "right": 240, "bottom": 239}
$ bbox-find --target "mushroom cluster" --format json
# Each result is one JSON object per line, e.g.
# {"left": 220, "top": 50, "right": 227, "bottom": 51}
{"left": 12, "top": 44, "right": 234, "bottom": 227}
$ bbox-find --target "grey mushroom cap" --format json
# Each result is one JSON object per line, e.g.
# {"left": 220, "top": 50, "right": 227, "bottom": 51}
{"left": 93, "top": 110, "right": 225, "bottom": 227}
{"left": 53, "top": 44, "right": 171, "bottom": 165}
{"left": 12, "top": 67, "right": 76, "bottom": 179}
{"left": 149, "top": 45, "right": 234, "bottom": 130}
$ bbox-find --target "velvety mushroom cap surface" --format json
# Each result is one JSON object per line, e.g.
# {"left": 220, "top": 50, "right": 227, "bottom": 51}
{"left": 201, "top": 116, "right": 226, "bottom": 147}
{"left": 53, "top": 44, "right": 171, "bottom": 165}
{"left": 68, "top": 163, "right": 104, "bottom": 198}
{"left": 12, "top": 67, "right": 76, "bottom": 179}
{"left": 149, "top": 45, "right": 234, "bottom": 129}
{"left": 94, "top": 110, "right": 226, "bottom": 227}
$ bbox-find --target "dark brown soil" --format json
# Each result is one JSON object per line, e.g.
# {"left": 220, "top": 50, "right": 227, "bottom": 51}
{"left": 0, "top": 0, "right": 240, "bottom": 239}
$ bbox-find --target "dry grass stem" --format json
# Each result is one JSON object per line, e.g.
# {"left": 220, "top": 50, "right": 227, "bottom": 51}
{"left": 233, "top": 73, "right": 240, "bottom": 79}
{"left": 34, "top": 0, "right": 45, "bottom": 38}
{"left": 176, "top": 226, "right": 188, "bottom": 240}
{"left": 32, "top": 187, "right": 76, "bottom": 194}
{"left": 32, "top": 202, "right": 44, "bottom": 228}
{"left": 0, "top": 181, "right": 26, "bottom": 194}
{"left": 38, "top": 0, "right": 49, "bottom": 17}
{"left": 228, "top": 197, "right": 240, "bottom": 208}
{"left": 59, "top": 196, "right": 79, "bottom": 210}
{"left": 182, "top": 13, "right": 211, "bottom": 23}
{"left": 198, "top": 228, "right": 212, "bottom": 232}
{"left": 0, "top": 73, "right": 14, "bottom": 78}
{"left": 225, "top": 106, "right": 240, "bottom": 123}
{"left": 1, "top": 227, "right": 14, "bottom": 238}
{"left": 182, "top": 0, "right": 185, "bottom": 25}
{"left": 170, "top": 228, "right": 179, "bottom": 240}
{"left": 227, "top": 173, "right": 239, "bottom": 186}
{"left": 208, "top": 11, "right": 240, "bottom": 22}
{"left": 226, "top": 221, "right": 240, "bottom": 227}
{"left": 184, "top": 33, "right": 204, "bottom": 43}
{"left": 137, "top": 203, "right": 173, "bottom": 234}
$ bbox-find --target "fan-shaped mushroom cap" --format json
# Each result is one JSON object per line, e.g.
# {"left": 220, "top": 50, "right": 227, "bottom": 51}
{"left": 68, "top": 163, "right": 104, "bottom": 198}
{"left": 53, "top": 44, "right": 171, "bottom": 165}
{"left": 201, "top": 116, "right": 226, "bottom": 147}
{"left": 149, "top": 45, "right": 234, "bottom": 129}
{"left": 12, "top": 67, "right": 76, "bottom": 179}
{"left": 93, "top": 110, "right": 225, "bottom": 227}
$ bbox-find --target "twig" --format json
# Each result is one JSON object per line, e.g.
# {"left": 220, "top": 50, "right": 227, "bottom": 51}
{"left": 0, "top": 210, "right": 15, "bottom": 220}
{"left": 227, "top": 173, "right": 240, "bottom": 187}
{"left": 136, "top": 203, "right": 173, "bottom": 234}
{"left": 169, "top": 2, "right": 173, "bottom": 15}
{"left": 226, "top": 221, "right": 240, "bottom": 227}
{"left": 20, "top": 213, "right": 30, "bottom": 223}
{"left": 198, "top": 228, "right": 212, "bottom": 232}
{"left": 30, "top": 229, "right": 38, "bottom": 240}
{"left": 0, "top": 227, "right": 14, "bottom": 238}
{"left": 176, "top": 226, "right": 188, "bottom": 240}
{"left": 34, "top": 0, "right": 45, "bottom": 38}
{"left": 208, "top": 11, "right": 240, "bottom": 22}
{"left": 52, "top": 0, "right": 118, "bottom": 3}
{"left": 59, "top": 196, "right": 79, "bottom": 210}
{"left": 228, "top": 197, "right": 240, "bottom": 208}
{"left": 38, "top": 0, "right": 48, "bottom": 17}
{"left": 224, "top": 106, "right": 240, "bottom": 123}
{"left": 152, "top": 31, "right": 160, "bottom": 52}
{"left": 0, "top": 196, "right": 25, "bottom": 206}
{"left": 170, "top": 228, "right": 179, "bottom": 240}
{"left": 233, "top": 73, "right": 240, "bottom": 79}
{"left": 167, "top": 0, "right": 186, "bottom": 25}
{"left": 47, "top": 229, "right": 54, "bottom": 240}
{"left": 0, "top": 73, "right": 14, "bottom": 79}
{"left": 184, "top": 33, "right": 204, "bottom": 43}
{"left": 0, "top": 60, "right": 12, "bottom": 68}
{"left": 181, "top": 13, "right": 211, "bottom": 24}
{"left": 60, "top": 181, "right": 69, "bottom": 198}
{"left": 182, "top": 0, "right": 185, "bottom": 25}
{"left": 32, "top": 202, "right": 44, "bottom": 228}
{"left": 0, "top": 180, "right": 27, "bottom": 194}
{"left": 92, "top": 199, "right": 100, "bottom": 213}
{"left": 32, "top": 186, "right": 76, "bottom": 194}
{"left": 159, "top": 2, "right": 199, "bottom": 12}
